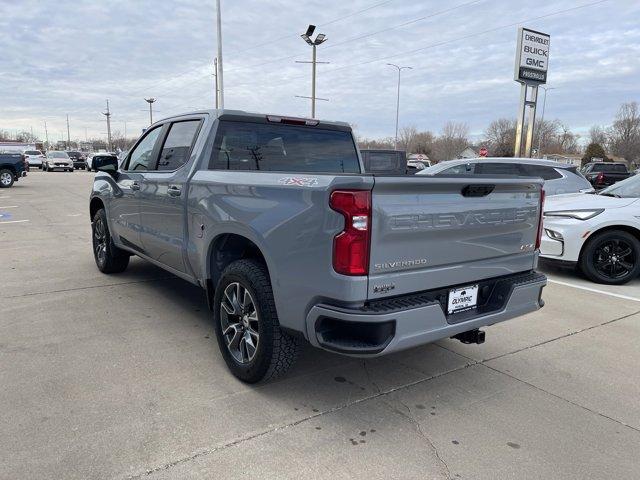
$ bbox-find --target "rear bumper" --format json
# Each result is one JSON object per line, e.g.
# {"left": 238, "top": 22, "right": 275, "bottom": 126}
{"left": 305, "top": 271, "right": 546, "bottom": 356}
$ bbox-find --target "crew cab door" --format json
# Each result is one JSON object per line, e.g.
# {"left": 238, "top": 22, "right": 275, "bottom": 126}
{"left": 138, "top": 119, "right": 202, "bottom": 274}
{"left": 110, "top": 126, "right": 164, "bottom": 252}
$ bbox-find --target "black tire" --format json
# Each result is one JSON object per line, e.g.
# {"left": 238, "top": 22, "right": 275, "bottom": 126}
{"left": 579, "top": 230, "right": 640, "bottom": 285}
{"left": 0, "top": 169, "right": 14, "bottom": 188}
{"left": 91, "top": 208, "right": 130, "bottom": 274}
{"left": 213, "top": 259, "right": 301, "bottom": 383}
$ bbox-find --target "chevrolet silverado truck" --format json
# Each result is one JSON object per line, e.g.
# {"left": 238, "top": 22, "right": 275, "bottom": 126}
{"left": 0, "top": 152, "right": 28, "bottom": 188}
{"left": 89, "top": 110, "right": 547, "bottom": 383}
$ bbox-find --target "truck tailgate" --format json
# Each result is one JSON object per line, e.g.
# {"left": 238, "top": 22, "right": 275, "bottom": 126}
{"left": 368, "top": 176, "right": 543, "bottom": 299}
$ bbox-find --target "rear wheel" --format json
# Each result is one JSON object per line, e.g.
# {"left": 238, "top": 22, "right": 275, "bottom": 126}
{"left": 91, "top": 208, "right": 130, "bottom": 273}
{"left": 213, "top": 259, "right": 300, "bottom": 383}
{"left": 0, "top": 169, "right": 14, "bottom": 188}
{"left": 579, "top": 230, "right": 640, "bottom": 285}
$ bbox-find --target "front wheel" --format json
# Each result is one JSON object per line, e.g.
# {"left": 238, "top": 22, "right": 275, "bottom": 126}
{"left": 213, "top": 259, "right": 301, "bottom": 383}
{"left": 0, "top": 169, "right": 14, "bottom": 188}
{"left": 91, "top": 208, "right": 130, "bottom": 273}
{"left": 579, "top": 230, "right": 640, "bottom": 285}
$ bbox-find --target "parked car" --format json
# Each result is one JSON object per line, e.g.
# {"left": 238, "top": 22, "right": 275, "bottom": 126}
{"left": 541, "top": 174, "right": 640, "bottom": 284}
{"left": 66, "top": 151, "right": 87, "bottom": 170}
{"left": 23, "top": 150, "right": 46, "bottom": 169}
{"left": 407, "top": 154, "right": 431, "bottom": 171}
{"left": 43, "top": 151, "right": 74, "bottom": 172}
{"left": 418, "top": 158, "right": 593, "bottom": 196}
{"left": 89, "top": 110, "right": 546, "bottom": 382}
{"left": 0, "top": 152, "right": 28, "bottom": 188}
{"left": 581, "top": 162, "right": 630, "bottom": 189}
{"left": 359, "top": 149, "right": 408, "bottom": 175}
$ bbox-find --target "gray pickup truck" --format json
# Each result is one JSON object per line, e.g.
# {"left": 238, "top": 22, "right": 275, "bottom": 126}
{"left": 89, "top": 110, "right": 546, "bottom": 382}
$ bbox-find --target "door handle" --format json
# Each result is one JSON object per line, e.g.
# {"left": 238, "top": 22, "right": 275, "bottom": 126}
{"left": 131, "top": 181, "right": 140, "bottom": 191}
{"left": 167, "top": 185, "right": 182, "bottom": 197}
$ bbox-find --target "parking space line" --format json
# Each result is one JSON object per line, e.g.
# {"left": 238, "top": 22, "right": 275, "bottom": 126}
{"left": 547, "top": 279, "right": 640, "bottom": 303}
{"left": 0, "top": 205, "right": 18, "bottom": 208}
{"left": 0, "top": 220, "right": 29, "bottom": 224}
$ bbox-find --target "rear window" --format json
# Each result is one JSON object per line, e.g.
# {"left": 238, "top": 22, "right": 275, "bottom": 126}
{"left": 209, "top": 121, "right": 360, "bottom": 173}
{"left": 590, "top": 163, "right": 627, "bottom": 173}
{"left": 519, "top": 164, "right": 562, "bottom": 180}
{"left": 25, "top": 150, "right": 41, "bottom": 155}
{"left": 362, "top": 151, "right": 402, "bottom": 173}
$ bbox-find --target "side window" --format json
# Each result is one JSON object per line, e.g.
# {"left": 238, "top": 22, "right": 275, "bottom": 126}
{"left": 127, "top": 127, "right": 162, "bottom": 171}
{"left": 442, "top": 163, "right": 474, "bottom": 175}
{"left": 157, "top": 120, "right": 201, "bottom": 171}
{"left": 476, "top": 162, "right": 520, "bottom": 175}
{"left": 520, "top": 164, "right": 562, "bottom": 180}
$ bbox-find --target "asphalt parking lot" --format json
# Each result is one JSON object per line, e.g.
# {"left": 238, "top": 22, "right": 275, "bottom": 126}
{"left": 2, "top": 171, "right": 640, "bottom": 480}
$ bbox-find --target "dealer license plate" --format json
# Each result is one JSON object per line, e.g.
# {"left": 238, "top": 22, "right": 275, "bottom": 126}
{"left": 447, "top": 285, "right": 478, "bottom": 314}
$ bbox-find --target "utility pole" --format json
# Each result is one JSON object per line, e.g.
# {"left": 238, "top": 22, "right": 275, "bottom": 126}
{"left": 124, "top": 121, "right": 127, "bottom": 141}
{"left": 85, "top": 127, "right": 88, "bottom": 142}
{"left": 297, "top": 25, "right": 328, "bottom": 118}
{"left": 103, "top": 100, "right": 112, "bottom": 152}
{"left": 144, "top": 98, "right": 156, "bottom": 125}
{"left": 536, "top": 86, "right": 555, "bottom": 157}
{"left": 44, "top": 120, "right": 49, "bottom": 149}
{"left": 216, "top": 0, "right": 224, "bottom": 109}
{"left": 213, "top": 57, "right": 219, "bottom": 109}
{"left": 387, "top": 64, "right": 412, "bottom": 150}
{"left": 66, "top": 114, "right": 71, "bottom": 149}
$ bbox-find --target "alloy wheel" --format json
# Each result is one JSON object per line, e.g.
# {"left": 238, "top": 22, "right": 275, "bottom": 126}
{"left": 0, "top": 172, "right": 12, "bottom": 186}
{"left": 220, "top": 282, "right": 260, "bottom": 364}
{"left": 593, "top": 238, "right": 635, "bottom": 280}
{"left": 93, "top": 218, "right": 107, "bottom": 265}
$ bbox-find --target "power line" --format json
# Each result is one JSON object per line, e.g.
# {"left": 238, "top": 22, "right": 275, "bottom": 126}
{"left": 311, "top": 0, "right": 612, "bottom": 76}
{"left": 127, "top": 0, "right": 398, "bottom": 100}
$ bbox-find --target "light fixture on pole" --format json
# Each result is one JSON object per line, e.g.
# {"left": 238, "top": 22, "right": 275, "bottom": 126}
{"left": 536, "top": 86, "right": 556, "bottom": 157}
{"left": 296, "top": 25, "right": 328, "bottom": 118}
{"left": 387, "top": 63, "right": 412, "bottom": 150}
{"left": 144, "top": 98, "right": 156, "bottom": 126}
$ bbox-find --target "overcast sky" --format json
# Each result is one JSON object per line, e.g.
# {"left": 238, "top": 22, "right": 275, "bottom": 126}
{"left": 1, "top": 0, "right": 638, "bottom": 143}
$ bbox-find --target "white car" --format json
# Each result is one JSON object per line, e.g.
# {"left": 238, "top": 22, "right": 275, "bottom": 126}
{"left": 24, "top": 150, "right": 46, "bottom": 168}
{"left": 541, "top": 174, "right": 640, "bottom": 284}
{"left": 43, "top": 151, "right": 74, "bottom": 172}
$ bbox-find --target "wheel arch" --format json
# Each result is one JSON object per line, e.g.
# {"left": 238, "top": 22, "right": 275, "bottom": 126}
{"left": 89, "top": 196, "right": 105, "bottom": 221}
{"left": 579, "top": 223, "right": 640, "bottom": 258}
{"left": 205, "top": 233, "right": 271, "bottom": 310}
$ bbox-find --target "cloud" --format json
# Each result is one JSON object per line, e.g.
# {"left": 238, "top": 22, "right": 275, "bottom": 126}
{"left": 0, "top": 0, "right": 638, "bottom": 142}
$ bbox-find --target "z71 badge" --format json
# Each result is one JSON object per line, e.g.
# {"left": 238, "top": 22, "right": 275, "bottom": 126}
{"left": 278, "top": 177, "right": 318, "bottom": 187}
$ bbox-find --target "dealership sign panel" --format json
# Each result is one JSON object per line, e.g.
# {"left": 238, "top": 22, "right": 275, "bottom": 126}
{"left": 514, "top": 27, "right": 550, "bottom": 84}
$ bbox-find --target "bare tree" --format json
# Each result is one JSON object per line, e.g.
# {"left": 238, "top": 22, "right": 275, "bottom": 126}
{"left": 589, "top": 125, "right": 608, "bottom": 146}
{"left": 413, "top": 131, "right": 435, "bottom": 156}
{"left": 609, "top": 101, "right": 640, "bottom": 164}
{"left": 357, "top": 137, "right": 394, "bottom": 150}
{"left": 431, "top": 121, "right": 469, "bottom": 162}
{"left": 484, "top": 118, "right": 516, "bottom": 157}
{"left": 398, "top": 126, "right": 418, "bottom": 152}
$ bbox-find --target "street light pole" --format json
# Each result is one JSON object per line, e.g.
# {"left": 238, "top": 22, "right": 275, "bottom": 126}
{"left": 213, "top": 57, "right": 219, "bottom": 109}
{"left": 216, "top": 0, "right": 224, "bottom": 109}
{"left": 103, "top": 100, "right": 112, "bottom": 152}
{"left": 387, "top": 63, "right": 412, "bottom": 150}
{"left": 144, "top": 98, "right": 156, "bottom": 125}
{"left": 536, "top": 86, "right": 555, "bottom": 157}
{"left": 66, "top": 114, "right": 71, "bottom": 149}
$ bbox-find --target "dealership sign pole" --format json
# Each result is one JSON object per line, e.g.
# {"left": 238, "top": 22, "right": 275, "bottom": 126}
{"left": 514, "top": 27, "right": 550, "bottom": 158}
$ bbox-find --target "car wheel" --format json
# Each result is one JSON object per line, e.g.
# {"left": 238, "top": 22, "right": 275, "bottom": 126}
{"left": 91, "top": 208, "right": 130, "bottom": 274}
{"left": 579, "top": 230, "right": 640, "bottom": 285}
{"left": 213, "top": 259, "right": 301, "bottom": 383}
{"left": 0, "top": 169, "right": 14, "bottom": 188}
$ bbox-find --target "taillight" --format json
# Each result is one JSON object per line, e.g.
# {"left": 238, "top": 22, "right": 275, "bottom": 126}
{"left": 329, "top": 190, "right": 371, "bottom": 276}
{"left": 596, "top": 172, "right": 604, "bottom": 184}
{"left": 536, "top": 189, "right": 545, "bottom": 250}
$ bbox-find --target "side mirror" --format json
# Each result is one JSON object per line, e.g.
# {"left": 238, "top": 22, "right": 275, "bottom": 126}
{"left": 94, "top": 156, "right": 119, "bottom": 175}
